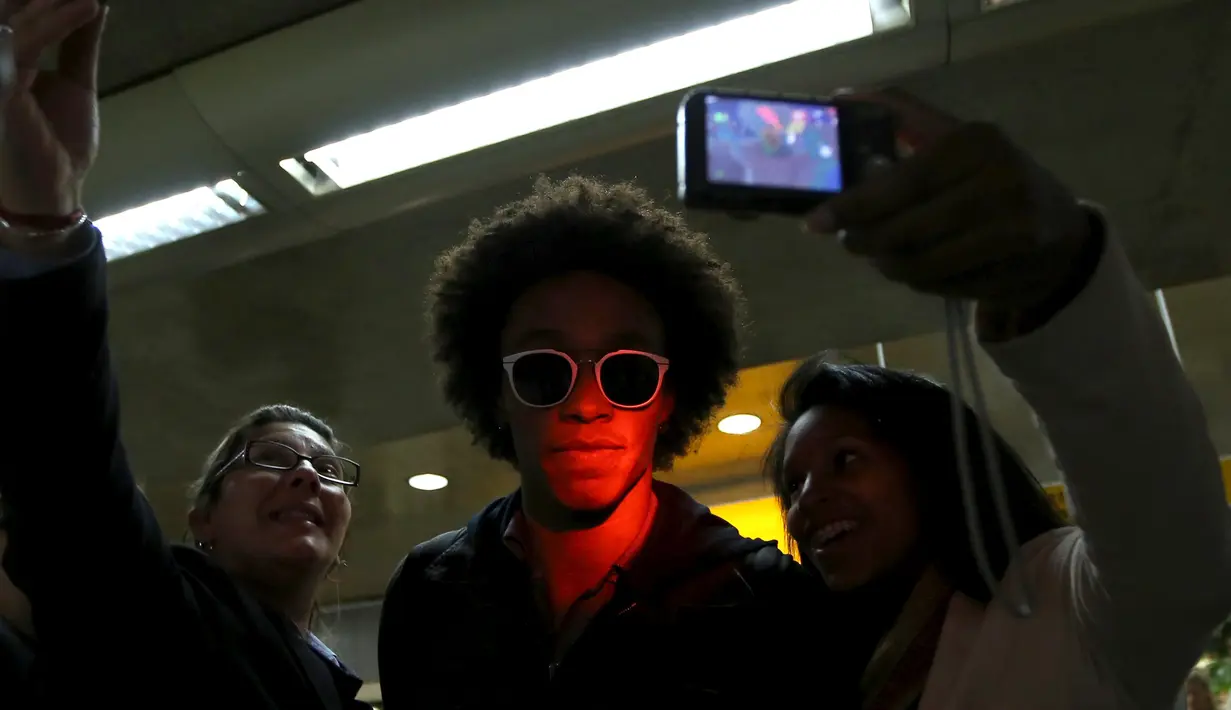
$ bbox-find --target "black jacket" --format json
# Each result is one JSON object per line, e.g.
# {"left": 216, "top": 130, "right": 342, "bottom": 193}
{"left": 0, "top": 618, "right": 34, "bottom": 708}
{"left": 379, "top": 481, "right": 856, "bottom": 709}
{"left": 0, "top": 230, "right": 367, "bottom": 710}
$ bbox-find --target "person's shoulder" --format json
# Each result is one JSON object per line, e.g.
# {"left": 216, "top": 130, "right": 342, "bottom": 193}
{"left": 1013, "top": 525, "right": 1085, "bottom": 593}
{"left": 386, "top": 527, "right": 469, "bottom": 592}
{"left": 732, "top": 542, "right": 819, "bottom": 600}
{"left": 736, "top": 541, "right": 800, "bottom": 577}
{"left": 170, "top": 543, "right": 231, "bottom": 592}
{"left": 380, "top": 528, "right": 470, "bottom": 652}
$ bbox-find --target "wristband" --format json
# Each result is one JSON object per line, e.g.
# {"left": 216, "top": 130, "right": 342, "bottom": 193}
{"left": 0, "top": 208, "right": 88, "bottom": 239}
{"left": 0, "top": 207, "right": 86, "bottom": 231}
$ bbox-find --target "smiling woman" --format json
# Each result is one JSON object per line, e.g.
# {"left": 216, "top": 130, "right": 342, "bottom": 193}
{"left": 0, "top": 2, "right": 374, "bottom": 707}
{"left": 187, "top": 404, "right": 360, "bottom": 627}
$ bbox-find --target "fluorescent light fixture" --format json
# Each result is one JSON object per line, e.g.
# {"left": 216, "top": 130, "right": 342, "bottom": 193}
{"left": 718, "top": 414, "right": 763, "bottom": 435}
{"left": 408, "top": 473, "right": 449, "bottom": 491}
{"left": 288, "top": 0, "right": 876, "bottom": 191}
{"left": 870, "top": 0, "right": 911, "bottom": 29}
{"left": 95, "top": 179, "right": 266, "bottom": 261}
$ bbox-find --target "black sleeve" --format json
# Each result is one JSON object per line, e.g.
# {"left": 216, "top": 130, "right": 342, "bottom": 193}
{"left": 740, "top": 547, "right": 865, "bottom": 705}
{"left": 0, "top": 229, "right": 184, "bottom": 643}
{"left": 0, "top": 619, "right": 34, "bottom": 700}
{"left": 377, "top": 531, "right": 461, "bottom": 710}
{"left": 743, "top": 546, "right": 818, "bottom": 605}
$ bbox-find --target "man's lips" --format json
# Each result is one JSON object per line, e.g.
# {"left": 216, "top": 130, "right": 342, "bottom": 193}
{"left": 551, "top": 440, "right": 625, "bottom": 453}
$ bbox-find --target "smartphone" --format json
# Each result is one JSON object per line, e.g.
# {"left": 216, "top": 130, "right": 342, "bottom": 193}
{"left": 676, "top": 88, "right": 898, "bottom": 215}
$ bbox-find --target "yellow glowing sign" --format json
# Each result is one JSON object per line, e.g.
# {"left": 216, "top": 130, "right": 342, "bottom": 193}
{"left": 1045, "top": 483, "right": 1068, "bottom": 519}
{"left": 711, "top": 497, "right": 795, "bottom": 558}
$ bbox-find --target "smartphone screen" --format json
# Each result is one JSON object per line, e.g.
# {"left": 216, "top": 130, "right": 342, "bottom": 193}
{"left": 703, "top": 95, "right": 843, "bottom": 194}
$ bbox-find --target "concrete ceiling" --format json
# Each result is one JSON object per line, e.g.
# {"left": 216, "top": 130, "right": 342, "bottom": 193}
{"left": 87, "top": 0, "right": 1231, "bottom": 602}
{"left": 98, "top": 0, "right": 360, "bottom": 94}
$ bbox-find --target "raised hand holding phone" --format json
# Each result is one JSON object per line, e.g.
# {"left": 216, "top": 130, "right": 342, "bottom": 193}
{"left": 0, "top": 0, "right": 105, "bottom": 249}
{"left": 804, "top": 90, "right": 1099, "bottom": 336}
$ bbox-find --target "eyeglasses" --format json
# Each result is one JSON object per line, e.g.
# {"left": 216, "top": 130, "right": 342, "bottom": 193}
{"left": 226, "top": 441, "right": 361, "bottom": 487}
{"left": 502, "top": 349, "right": 669, "bottom": 409}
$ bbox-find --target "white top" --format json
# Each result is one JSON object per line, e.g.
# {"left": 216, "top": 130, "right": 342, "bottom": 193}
{"left": 920, "top": 233, "right": 1231, "bottom": 710}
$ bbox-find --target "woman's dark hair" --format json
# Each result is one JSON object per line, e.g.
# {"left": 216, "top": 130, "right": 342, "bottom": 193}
{"left": 189, "top": 404, "right": 342, "bottom": 512}
{"left": 427, "top": 175, "right": 745, "bottom": 471}
{"left": 764, "top": 357, "right": 1066, "bottom": 603}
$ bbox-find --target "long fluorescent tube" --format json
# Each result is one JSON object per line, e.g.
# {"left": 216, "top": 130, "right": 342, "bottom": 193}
{"left": 290, "top": 0, "right": 877, "bottom": 191}
{"left": 95, "top": 179, "right": 266, "bottom": 261}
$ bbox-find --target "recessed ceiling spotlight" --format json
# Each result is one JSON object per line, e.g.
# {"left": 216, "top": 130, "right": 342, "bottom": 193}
{"left": 408, "top": 474, "right": 449, "bottom": 491}
{"left": 717, "top": 414, "right": 762, "bottom": 435}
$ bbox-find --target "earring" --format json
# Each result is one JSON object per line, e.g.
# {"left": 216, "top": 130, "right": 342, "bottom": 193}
{"left": 326, "top": 557, "right": 347, "bottom": 583}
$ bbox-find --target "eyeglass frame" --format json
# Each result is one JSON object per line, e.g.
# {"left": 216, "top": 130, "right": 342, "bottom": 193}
{"left": 501, "top": 348, "right": 670, "bottom": 409}
{"left": 222, "top": 440, "right": 361, "bottom": 488}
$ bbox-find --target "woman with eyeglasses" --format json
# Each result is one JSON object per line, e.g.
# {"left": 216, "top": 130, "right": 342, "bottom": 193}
{"left": 0, "top": 3, "right": 369, "bottom": 708}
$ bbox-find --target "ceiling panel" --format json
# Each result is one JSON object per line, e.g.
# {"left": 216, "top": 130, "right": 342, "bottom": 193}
{"left": 99, "top": 0, "right": 362, "bottom": 94}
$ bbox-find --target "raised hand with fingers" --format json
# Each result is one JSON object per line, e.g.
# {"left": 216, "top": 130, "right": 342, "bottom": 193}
{"left": 0, "top": 0, "right": 105, "bottom": 227}
{"left": 804, "top": 89, "right": 1101, "bottom": 339}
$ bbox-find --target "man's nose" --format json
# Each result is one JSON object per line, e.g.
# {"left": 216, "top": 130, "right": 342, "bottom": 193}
{"left": 560, "top": 365, "right": 612, "bottom": 422}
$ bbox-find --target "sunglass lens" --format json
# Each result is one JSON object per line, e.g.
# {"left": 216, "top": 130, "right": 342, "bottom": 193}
{"left": 511, "top": 352, "right": 574, "bottom": 406}
{"left": 600, "top": 353, "right": 662, "bottom": 407}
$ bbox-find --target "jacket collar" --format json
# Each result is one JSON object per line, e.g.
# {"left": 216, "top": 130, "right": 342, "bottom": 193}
{"left": 432, "top": 480, "right": 774, "bottom": 596}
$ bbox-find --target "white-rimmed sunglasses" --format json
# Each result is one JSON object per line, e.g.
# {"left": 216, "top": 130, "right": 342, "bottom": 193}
{"left": 501, "top": 349, "right": 669, "bottom": 409}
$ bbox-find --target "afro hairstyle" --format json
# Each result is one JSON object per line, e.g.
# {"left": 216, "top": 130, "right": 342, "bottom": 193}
{"left": 427, "top": 175, "right": 745, "bottom": 471}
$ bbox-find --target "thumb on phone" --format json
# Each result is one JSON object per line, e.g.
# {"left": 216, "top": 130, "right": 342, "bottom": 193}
{"left": 836, "top": 88, "right": 962, "bottom": 154}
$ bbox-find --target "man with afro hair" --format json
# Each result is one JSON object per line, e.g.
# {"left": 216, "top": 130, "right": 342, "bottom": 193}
{"left": 379, "top": 176, "right": 838, "bottom": 709}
